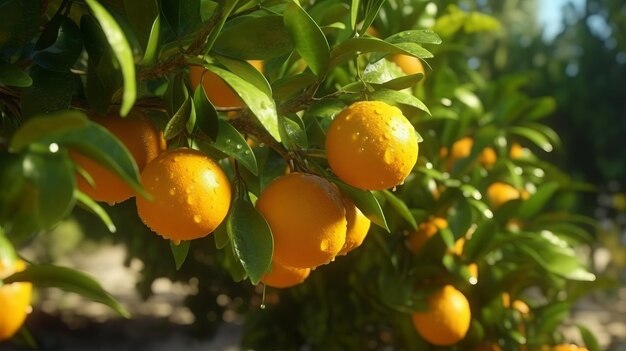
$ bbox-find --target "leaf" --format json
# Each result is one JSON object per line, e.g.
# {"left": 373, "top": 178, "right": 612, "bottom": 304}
{"left": 384, "top": 30, "right": 442, "bottom": 45}
{"left": 0, "top": 228, "right": 18, "bottom": 268}
{"left": 20, "top": 65, "right": 74, "bottom": 118}
{"left": 359, "top": 0, "right": 386, "bottom": 37}
{"left": 518, "top": 240, "right": 595, "bottom": 281}
{"left": 213, "top": 223, "right": 230, "bottom": 250}
{"left": 204, "top": 65, "right": 280, "bottom": 142}
{"left": 509, "top": 126, "right": 554, "bottom": 152}
{"left": 141, "top": 16, "right": 161, "bottom": 65}
{"left": 369, "top": 88, "right": 430, "bottom": 115}
{"left": 32, "top": 16, "right": 83, "bottom": 72}
{"left": 517, "top": 181, "right": 559, "bottom": 220}
{"left": 74, "top": 191, "right": 117, "bottom": 233}
{"left": 463, "top": 220, "right": 496, "bottom": 261}
{"left": 278, "top": 115, "right": 308, "bottom": 150}
{"left": 578, "top": 325, "right": 601, "bottom": 351}
{"left": 213, "top": 15, "right": 293, "bottom": 60}
{"left": 350, "top": 0, "right": 359, "bottom": 31}
{"left": 85, "top": 0, "right": 136, "bottom": 116}
{"left": 272, "top": 72, "right": 317, "bottom": 101}
{"left": 217, "top": 56, "right": 272, "bottom": 97}
{"left": 170, "top": 240, "right": 190, "bottom": 270}
{"left": 124, "top": 0, "right": 159, "bottom": 47}
{"left": 380, "top": 190, "right": 417, "bottom": 230}
{"left": 3, "top": 264, "right": 130, "bottom": 318}
{"left": 164, "top": 97, "right": 191, "bottom": 140}
{"left": 211, "top": 119, "right": 258, "bottom": 175}
{"left": 159, "top": 0, "right": 201, "bottom": 38}
{"left": 0, "top": 61, "right": 32, "bottom": 87}
{"left": 335, "top": 181, "right": 389, "bottom": 232}
{"left": 284, "top": 2, "right": 330, "bottom": 76}
{"left": 330, "top": 37, "right": 430, "bottom": 69}
{"left": 193, "top": 84, "right": 219, "bottom": 140}
{"left": 227, "top": 197, "right": 273, "bottom": 285}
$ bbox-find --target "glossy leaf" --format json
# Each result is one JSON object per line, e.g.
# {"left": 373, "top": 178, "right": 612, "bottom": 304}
{"left": 214, "top": 223, "right": 230, "bottom": 250}
{"left": 284, "top": 2, "right": 330, "bottom": 76}
{"left": 141, "top": 16, "right": 161, "bottom": 65}
{"left": 0, "top": 61, "right": 32, "bottom": 87}
{"left": 517, "top": 181, "right": 559, "bottom": 220}
{"left": 204, "top": 64, "right": 280, "bottom": 142}
{"left": 509, "top": 126, "right": 554, "bottom": 152}
{"left": 0, "top": 228, "right": 17, "bottom": 267}
{"left": 32, "top": 17, "right": 83, "bottom": 72}
{"left": 359, "top": 0, "right": 386, "bottom": 37}
{"left": 380, "top": 190, "right": 417, "bottom": 230}
{"left": 159, "top": 0, "right": 201, "bottom": 38}
{"left": 335, "top": 181, "right": 389, "bottom": 232}
{"left": 193, "top": 84, "right": 219, "bottom": 140}
{"left": 369, "top": 88, "right": 430, "bottom": 115}
{"left": 227, "top": 197, "right": 273, "bottom": 285}
{"left": 3, "top": 264, "right": 130, "bottom": 318}
{"left": 578, "top": 324, "right": 601, "bottom": 351}
{"left": 164, "top": 97, "right": 191, "bottom": 140}
{"left": 74, "top": 191, "right": 117, "bottom": 233}
{"left": 211, "top": 119, "right": 258, "bottom": 175}
{"left": 463, "top": 220, "right": 496, "bottom": 261}
{"left": 278, "top": 115, "right": 308, "bottom": 150}
{"left": 170, "top": 240, "right": 190, "bottom": 270}
{"left": 124, "top": 0, "right": 159, "bottom": 47}
{"left": 217, "top": 57, "right": 272, "bottom": 97}
{"left": 85, "top": 0, "right": 136, "bottom": 116}
{"left": 384, "top": 30, "right": 442, "bottom": 45}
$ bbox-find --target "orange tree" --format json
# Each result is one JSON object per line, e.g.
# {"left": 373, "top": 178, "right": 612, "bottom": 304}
{"left": 0, "top": 0, "right": 604, "bottom": 350}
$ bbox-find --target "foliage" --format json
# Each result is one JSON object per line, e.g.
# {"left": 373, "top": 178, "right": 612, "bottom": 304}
{"left": 0, "top": 0, "right": 606, "bottom": 350}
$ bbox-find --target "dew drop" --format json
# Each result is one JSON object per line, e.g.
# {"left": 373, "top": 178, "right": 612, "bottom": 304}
{"left": 469, "top": 277, "right": 478, "bottom": 285}
{"left": 187, "top": 195, "right": 194, "bottom": 205}
{"left": 351, "top": 132, "right": 360, "bottom": 141}
{"left": 391, "top": 186, "right": 397, "bottom": 192}
{"left": 193, "top": 214, "right": 202, "bottom": 223}
{"left": 225, "top": 139, "right": 232, "bottom": 144}
{"left": 236, "top": 144, "right": 243, "bottom": 150}
{"left": 383, "top": 149, "right": 394, "bottom": 164}
{"left": 244, "top": 150, "right": 250, "bottom": 155}
{"left": 374, "top": 109, "right": 383, "bottom": 115}
{"left": 172, "top": 239, "right": 181, "bottom": 246}
{"left": 260, "top": 304, "right": 266, "bottom": 310}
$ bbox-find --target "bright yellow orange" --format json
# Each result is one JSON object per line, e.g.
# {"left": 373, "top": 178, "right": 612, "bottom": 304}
{"left": 486, "top": 182, "right": 521, "bottom": 208}
{"left": 256, "top": 172, "right": 347, "bottom": 268}
{"left": 72, "top": 111, "right": 167, "bottom": 204}
{"left": 510, "top": 143, "right": 524, "bottom": 159}
{"left": 406, "top": 217, "right": 447, "bottom": 254}
{"left": 325, "top": 101, "right": 419, "bottom": 190}
{"left": 261, "top": 262, "right": 310, "bottom": 288}
{"left": 338, "top": 194, "right": 371, "bottom": 256}
{"left": 451, "top": 137, "right": 473, "bottom": 160}
{"left": 189, "top": 60, "right": 264, "bottom": 109}
{"left": 479, "top": 147, "right": 497, "bottom": 167}
{"left": 412, "top": 285, "right": 471, "bottom": 346}
{"left": 502, "top": 293, "right": 530, "bottom": 315}
{"left": 542, "top": 344, "right": 589, "bottom": 351}
{"left": 0, "top": 260, "right": 32, "bottom": 341}
{"left": 136, "top": 148, "right": 231, "bottom": 242}
{"left": 390, "top": 54, "right": 425, "bottom": 76}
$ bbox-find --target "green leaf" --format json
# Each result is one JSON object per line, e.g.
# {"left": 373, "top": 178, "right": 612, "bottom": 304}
{"left": 350, "top": 0, "right": 359, "bottom": 31}
{"left": 85, "top": 0, "right": 136, "bottom": 116}
{"left": 0, "top": 61, "right": 32, "bottom": 87}
{"left": 369, "top": 88, "right": 430, "bottom": 115}
{"left": 22, "top": 152, "right": 76, "bottom": 228}
{"left": 213, "top": 15, "right": 293, "bottom": 60}
{"left": 164, "top": 97, "right": 191, "bottom": 140}
{"left": 0, "top": 0, "right": 39, "bottom": 50}
{"left": 170, "top": 240, "right": 190, "bottom": 270}
{"left": 204, "top": 65, "right": 280, "bottom": 141}
{"left": 217, "top": 56, "right": 272, "bottom": 97}
{"left": 509, "top": 126, "right": 553, "bottom": 152}
{"left": 384, "top": 30, "right": 442, "bottom": 45}
{"left": 517, "top": 181, "right": 559, "bottom": 220}
{"left": 227, "top": 197, "right": 273, "bottom": 285}
{"left": 359, "top": 0, "right": 385, "bottom": 37}
{"left": 32, "top": 17, "right": 83, "bottom": 72}
{"left": 517, "top": 239, "right": 595, "bottom": 281}
{"left": 3, "top": 264, "right": 130, "bottom": 318}
{"left": 578, "top": 324, "right": 601, "bottom": 351}
{"left": 380, "top": 190, "right": 417, "bottom": 230}
{"left": 284, "top": 2, "right": 330, "bottom": 77}
{"left": 278, "top": 115, "right": 308, "bottom": 150}
{"left": 272, "top": 72, "right": 317, "bottom": 101}
{"left": 20, "top": 65, "right": 75, "bottom": 118}
{"left": 463, "top": 220, "right": 496, "bottom": 261}
{"left": 0, "top": 228, "right": 18, "bottom": 269}
{"left": 193, "top": 84, "right": 219, "bottom": 140}
{"left": 74, "top": 191, "right": 117, "bottom": 233}
{"left": 141, "top": 16, "right": 161, "bottom": 65}
{"left": 335, "top": 181, "right": 389, "bottom": 232}
{"left": 330, "top": 37, "right": 431, "bottom": 69}
{"left": 159, "top": 0, "right": 201, "bottom": 38}
{"left": 211, "top": 119, "right": 258, "bottom": 175}
{"left": 9, "top": 111, "right": 88, "bottom": 150}
{"left": 525, "top": 97, "right": 556, "bottom": 121}
{"left": 214, "top": 223, "right": 230, "bottom": 250}
{"left": 124, "top": 0, "right": 159, "bottom": 48}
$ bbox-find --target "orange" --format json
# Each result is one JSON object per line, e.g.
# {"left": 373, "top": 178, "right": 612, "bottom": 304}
{"left": 0, "top": 260, "right": 32, "bottom": 341}
{"left": 406, "top": 217, "right": 447, "bottom": 254}
{"left": 136, "top": 148, "right": 231, "bottom": 242}
{"left": 486, "top": 182, "right": 521, "bottom": 208}
{"left": 451, "top": 238, "right": 478, "bottom": 282}
{"left": 256, "top": 172, "right": 347, "bottom": 268}
{"left": 478, "top": 147, "right": 497, "bottom": 167}
{"left": 510, "top": 142, "right": 524, "bottom": 159}
{"left": 71, "top": 111, "right": 167, "bottom": 204}
{"left": 390, "top": 54, "right": 425, "bottom": 76}
{"left": 337, "top": 194, "right": 371, "bottom": 256}
{"left": 261, "top": 261, "right": 311, "bottom": 288}
{"left": 189, "top": 60, "right": 264, "bottom": 109}
{"left": 542, "top": 345, "right": 588, "bottom": 351}
{"left": 451, "top": 137, "right": 473, "bottom": 160}
{"left": 502, "top": 293, "right": 530, "bottom": 315}
{"left": 412, "top": 285, "right": 471, "bottom": 346}
{"left": 325, "top": 101, "right": 419, "bottom": 190}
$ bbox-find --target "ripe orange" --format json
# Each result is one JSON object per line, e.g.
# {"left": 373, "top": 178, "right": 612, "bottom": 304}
{"left": 0, "top": 260, "right": 32, "bottom": 341}
{"left": 136, "top": 148, "right": 231, "bottom": 242}
{"left": 406, "top": 217, "right": 447, "bottom": 254}
{"left": 486, "top": 182, "right": 521, "bottom": 208}
{"left": 478, "top": 147, "right": 497, "bottom": 167}
{"left": 510, "top": 142, "right": 525, "bottom": 159}
{"left": 502, "top": 293, "right": 530, "bottom": 315}
{"left": 325, "top": 101, "right": 419, "bottom": 190}
{"left": 256, "top": 172, "right": 347, "bottom": 268}
{"left": 390, "top": 54, "right": 425, "bottom": 76}
{"left": 412, "top": 285, "right": 471, "bottom": 346}
{"left": 338, "top": 194, "right": 371, "bottom": 256}
{"left": 189, "top": 60, "right": 264, "bottom": 109}
{"left": 71, "top": 111, "right": 167, "bottom": 204}
{"left": 261, "top": 261, "right": 311, "bottom": 288}
{"left": 542, "top": 345, "right": 588, "bottom": 351}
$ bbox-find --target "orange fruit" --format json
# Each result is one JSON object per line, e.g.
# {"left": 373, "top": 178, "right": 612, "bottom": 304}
{"left": 256, "top": 172, "right": 347, "bottom": 268}
{"left": 543, "top": 345, "right": 588, "bottom": 351}
{"left": 325, "top": 101, "right": 419, "bottom": 190}
{"left": 390, "top": 54, "right": 425, "bottom": 76}
{"left": 136, "top": 148, "right": 231, "bottom": 242}
{"left": 261, "top": 261, "right": 311, "bottom": 288}
{"left": 486, "top": 182, "right": 521, "bottom": 208}
{"left": 71, "top": 111, "right": 167, "bottom": 204}
{"left": 451, "top": 238, "right": 478, "bottom": 282}
{"left": 338, "top": 194, "right": 371, "bottom": 256}
{"left": 479, "top": 147, "right": 497, "bottom": 167}
{"left": 406, "top": 217, "right": 447, "bottom": 254}
{"left": 502, "top": 293, "right": 530, "bottom": 315}
{"left": 451, "top": 137, "right": 473, "bottom": 160}
{"left": 189, "top": 60, "right": 263, "bottom": 109}
{"left": 412, "top": 285, "right": 471, "bottom": 346}
{"left": 510, "top": 143, "right": 524, "bottom": 159}
{"left": 0, "top": 260, "right": 32, "bottom": 341}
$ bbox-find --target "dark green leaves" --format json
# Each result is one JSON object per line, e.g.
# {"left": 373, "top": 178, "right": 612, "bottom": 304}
{"left": 3, "top": 264, "right": 130, "bottom": 318}
{"left": 170, "top": 240, "right": 191, "bottom": 270}
{"left": 159, "top": 0, "right": 201, "bottom": 38}
{"left": 214, "top": 15, "right": 293, "bottom": 60}
{"left": 32, "top": 16, "right": 83, "bottom": 72}
{"left": 20, "top": 65, "right": 75, "bottom": 118}
{"left": 284, "top": 2, "right": 330, "bottom": 76}
{"left": 227, "top": 197, "right": 273, "bottom": 285}
{"left": 0, "top": 61, "right": 32, "bottom": 87}
{"left": 211, "top": 120, "right": 258, "bottom": 175}
{"left": 85, "top": 0, "right": 136, "bottom": 116}
{"left": 335, "top": 182, "right": 389, "bottom": 232}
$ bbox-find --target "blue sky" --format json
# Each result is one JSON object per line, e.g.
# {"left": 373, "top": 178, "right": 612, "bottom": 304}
{"left": 537, "top": 0, "right": 585, "bottom": 40}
